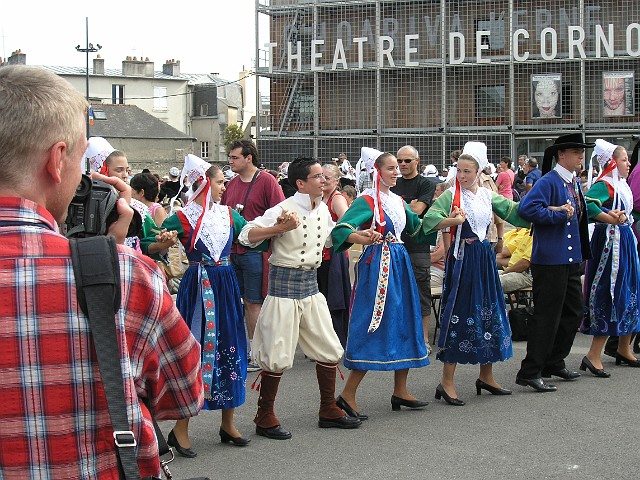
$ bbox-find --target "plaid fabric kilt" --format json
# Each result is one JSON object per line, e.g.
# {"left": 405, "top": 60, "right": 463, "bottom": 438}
{"left": 268, "top": 264, "right": 319, "bottom": 299}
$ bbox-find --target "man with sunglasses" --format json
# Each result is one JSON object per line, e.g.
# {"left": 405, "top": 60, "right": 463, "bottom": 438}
{"left": 391, "top": 145, "right": 437, "bottom": 354}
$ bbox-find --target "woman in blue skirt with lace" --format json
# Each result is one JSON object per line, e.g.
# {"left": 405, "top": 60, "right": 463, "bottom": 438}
{"left": 423, "top": 142, "right": 528, "bottom": 406}
{"left": 580, "top": 140, "right": 640, "bottom": 377}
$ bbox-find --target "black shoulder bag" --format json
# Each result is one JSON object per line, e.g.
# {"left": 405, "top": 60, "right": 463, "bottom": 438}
{"left": 70, "top": 236, "right": 208, "bottom": 480}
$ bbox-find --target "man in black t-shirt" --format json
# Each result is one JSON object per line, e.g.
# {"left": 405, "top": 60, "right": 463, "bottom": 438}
{"left": 391, "top": 145, "right": 437, "bottom": 354}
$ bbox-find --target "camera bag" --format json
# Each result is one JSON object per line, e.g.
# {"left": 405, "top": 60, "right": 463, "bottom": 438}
{"left": 508, "top": 306, "right": 532, "bottom": 341}
{"left": 70, "top": 236, "right": 209, "bottom": 480}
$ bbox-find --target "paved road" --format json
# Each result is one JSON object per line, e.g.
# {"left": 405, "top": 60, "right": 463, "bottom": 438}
{"left": 159, "top": 331, "right": 640, "bottom": 480}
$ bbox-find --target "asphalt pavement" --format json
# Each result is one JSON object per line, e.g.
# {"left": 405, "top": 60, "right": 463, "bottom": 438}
{"left": 159, "top": 331, "right": 640, "bottom": 480}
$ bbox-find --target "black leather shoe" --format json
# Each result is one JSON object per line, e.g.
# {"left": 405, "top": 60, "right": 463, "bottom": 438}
{"left": 336, "top": 395, "right": 368, "bottom": 420}
{"left": 541, "top": 367, "right": 580, "bottom": 380}
{"left": 475, "top": 379, "right": 512, "bottom": 396}
{"left": 219, "top": 428, "right": 251, "bottom": 446}
{"left": 615, "top": 352, "right": 640, "bottom": 367}
{"left": 318, "top": 415, "right": 362, "bottom": 429}
{"left": 579, "top": 356, "right": 611, "bottom": 378}
{"left": 434, "top": 384, "right": 465, "bottom": 406}
{"left": 391, "top": 395, "right": 429, "bottom": 411}
{"left": 515, "top": 376, "right": 557, "bottom": 392}
{"left": 255, "top": 425, "right": 292, "bottom": 440}
{"left": 167, "top": 430, "right": 197, "bottom": 458}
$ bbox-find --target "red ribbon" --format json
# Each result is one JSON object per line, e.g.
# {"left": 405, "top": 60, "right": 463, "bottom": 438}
{"left": 188, "top": 179, "right": 210, "bottom": 252}
{"left": 594, "top": 158, "right": 618, "bottom": 184}
{"left": 449, "top": 177, "right": 462, "bottom": 241}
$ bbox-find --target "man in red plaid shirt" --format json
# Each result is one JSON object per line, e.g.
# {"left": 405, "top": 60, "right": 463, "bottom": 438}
{"left": 0, "top": 65, "right": 203, "bottom": 479}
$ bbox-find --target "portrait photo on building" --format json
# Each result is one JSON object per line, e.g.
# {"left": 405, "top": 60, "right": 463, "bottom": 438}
{"left": 603, "top": 71, "right": 635, "bottom": 117}
{"left": 531, "top": 74, "right": 562, "bottom": 119}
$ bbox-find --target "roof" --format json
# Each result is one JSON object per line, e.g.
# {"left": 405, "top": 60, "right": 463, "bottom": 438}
{"left": 89, "top": 104, "right": 195, "bottom": 140}
{"left": 42, "top": 65, "right": 232, "bottom": 85}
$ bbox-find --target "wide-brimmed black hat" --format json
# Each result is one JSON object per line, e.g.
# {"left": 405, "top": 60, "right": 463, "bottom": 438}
{"left": 541, "top": 133, "right": 595, "bottom": 174}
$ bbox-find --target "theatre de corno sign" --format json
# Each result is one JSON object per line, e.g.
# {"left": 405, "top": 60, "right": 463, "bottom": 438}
{"left": 263, "top": 5, "right": 640, "bottom": 71}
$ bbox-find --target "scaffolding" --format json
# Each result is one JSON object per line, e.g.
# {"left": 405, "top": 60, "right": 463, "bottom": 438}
{"left": 255, "top": 0, "right": 640, "bottom": 170}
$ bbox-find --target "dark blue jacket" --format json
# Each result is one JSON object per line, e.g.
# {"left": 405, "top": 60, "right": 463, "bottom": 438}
{"left": 518, "top": 170, "right": 591, "bottom": 265}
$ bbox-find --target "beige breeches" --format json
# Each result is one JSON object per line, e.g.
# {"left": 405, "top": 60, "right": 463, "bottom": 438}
{"left": 252, "top": 293, "right": 344, "bottom": 373}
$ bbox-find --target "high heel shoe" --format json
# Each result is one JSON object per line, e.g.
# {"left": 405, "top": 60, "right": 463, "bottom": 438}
{"left": 167, "top": 429, "right": 197, "bottom": 458}
{"left": 434, "top": 384, "right": 465, "bottom": 406}
{"left": 390, "top": 395, "right": 429, "bottom": 411}
{"left": 475, "top": 379, "right": 512, "bottom": 396}
{"left": 336, "top": 395, "right": 368, "bottom": 420}
{"left": 615, "top": 352, "right": 640, "bottom": 367}
{"left": 219, "top": 428, "right": 251, "bottom": 446}
{"left": 579, "top": 356, "right": 611, "bottom": 378}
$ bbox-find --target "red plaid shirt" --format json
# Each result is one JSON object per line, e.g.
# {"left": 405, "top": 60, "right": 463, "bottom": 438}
{"left": 0, "top": 197, "right": 203, "bottom": 479}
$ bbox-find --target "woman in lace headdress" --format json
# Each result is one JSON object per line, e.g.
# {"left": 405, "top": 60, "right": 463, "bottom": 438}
{"left": 332, "top": 150, "right": 432, "bottom": 420}
{"left": 423, "top": 142, "right": 528, "bottom": 406}
{"left": 580, "top": 140, "right": 640, "bottom": 376}
{"left": 145, "top": 155, "right": 251, "bottom": 456}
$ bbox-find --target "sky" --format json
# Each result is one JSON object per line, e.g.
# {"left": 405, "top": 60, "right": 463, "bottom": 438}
{"left": 0, "top": 0, "right": 257, "bottom": 80}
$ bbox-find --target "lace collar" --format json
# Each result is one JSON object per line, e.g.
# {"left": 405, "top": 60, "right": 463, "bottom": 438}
{"left": 601, "top": 177, "right": 634, "bottom": 215}
{"left": 447, "top": 185, "right": 493, "bottom": 241}
{"left": 182, "top": 202, "right": 230, "bottom": 261}
{"left": 362, "top": 188, "right": 406, "bottom": 238}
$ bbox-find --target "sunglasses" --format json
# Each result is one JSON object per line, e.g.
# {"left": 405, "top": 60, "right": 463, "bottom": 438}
{"left": 397, "top": 159, "right": 415, "bottom": 164}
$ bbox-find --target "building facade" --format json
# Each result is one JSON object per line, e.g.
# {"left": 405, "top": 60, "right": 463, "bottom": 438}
{"left": 2, "top": 52, "right": 244, "bottom": 167}
{"left": 255, "top": 0, "right": 639, "bottom": 169}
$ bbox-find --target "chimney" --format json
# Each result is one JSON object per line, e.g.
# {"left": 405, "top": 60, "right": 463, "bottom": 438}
{"left": 122, "top": 56, "right": 154, "bottom": 77}
{"left": 93, "top": 55, "right": 105, "bottom": 75}
{"left": 162, "top": 59, "right": 180, "bottom": 76}
{"left": 8, "top": 49, "right": 26, "bottom": 65}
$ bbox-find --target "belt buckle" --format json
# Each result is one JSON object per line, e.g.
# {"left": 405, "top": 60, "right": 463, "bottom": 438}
{"left": 113, "top": 430, "right": 137, "bottom": 448}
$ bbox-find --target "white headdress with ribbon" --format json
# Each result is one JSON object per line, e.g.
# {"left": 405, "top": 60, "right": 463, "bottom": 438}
{"left": 461, "top": 141, "right": 489, "bottom": 173}
{"left": 175, "top": 154, "right": 212, "bottom": 250}
{"left": 84, "top": 137, "right": 115, "bottom": 174}
{"left": 359, "top": 147, "right": 385, "bottom": 228}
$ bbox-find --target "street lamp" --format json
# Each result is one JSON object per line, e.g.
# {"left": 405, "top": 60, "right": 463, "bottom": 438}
{"left": 75, "top": 16, "right": 101, "bottom": 137}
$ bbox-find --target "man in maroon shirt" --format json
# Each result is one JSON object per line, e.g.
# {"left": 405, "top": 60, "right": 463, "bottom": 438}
{"left": 221, "top": 139, "right": 285, "bottom": 371}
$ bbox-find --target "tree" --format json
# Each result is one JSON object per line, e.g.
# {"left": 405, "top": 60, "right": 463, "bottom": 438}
{"left": 224, "top": 124, "right": 245, "bottom": 152}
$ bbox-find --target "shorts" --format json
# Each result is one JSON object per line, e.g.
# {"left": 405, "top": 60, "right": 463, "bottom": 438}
{"left": 408, "top": 251, "right": 431, "bottom": 317}
{"left": 231, "top": 251, "right": 264, "bottom": 304}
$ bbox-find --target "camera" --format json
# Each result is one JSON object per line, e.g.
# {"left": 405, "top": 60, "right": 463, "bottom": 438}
{"left": 64, "top": 174, "right": 120, "bottom": 238}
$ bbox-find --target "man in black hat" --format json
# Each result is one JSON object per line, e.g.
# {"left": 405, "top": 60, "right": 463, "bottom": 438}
{"left": 515, "top": 133, "right": 595, "bottom": 392}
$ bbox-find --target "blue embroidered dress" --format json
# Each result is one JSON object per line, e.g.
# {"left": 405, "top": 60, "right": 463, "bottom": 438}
{"left": 332, "top": 190, "right": 432, "bottom": 371}
{"left": 161, "top": 203, "right": 248, "bottom": 410}
{"left": 581, "top": 180, "right": 640, "bottom": 337}
{"left": 423, "top": 187, "right": 528, "bottom": 365}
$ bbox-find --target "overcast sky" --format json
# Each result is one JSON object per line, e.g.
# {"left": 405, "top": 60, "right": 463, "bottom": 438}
{"left": 0, "top": 0, "right": 257, "bottom": 80}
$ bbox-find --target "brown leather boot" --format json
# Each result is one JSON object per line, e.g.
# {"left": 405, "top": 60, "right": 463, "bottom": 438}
{"left": 316, "top": 362, "right": 361, "bottom": 429}
{"left": 254, "top": 371, "right": 291, "bottom": 439}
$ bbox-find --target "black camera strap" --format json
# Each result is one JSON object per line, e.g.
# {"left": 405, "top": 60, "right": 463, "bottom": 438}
{"left": 69, "top": 237, "right": 141, "bottom": 480}
{"left": 241, "top": 169, "right": 260, "bottom": 208}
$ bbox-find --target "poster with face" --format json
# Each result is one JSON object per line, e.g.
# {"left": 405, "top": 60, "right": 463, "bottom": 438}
{"left": 531, "top": 74, "right": 562, "bottom": 119}
{"left": 603, "top": 72, "right": 634, "bottom": 117}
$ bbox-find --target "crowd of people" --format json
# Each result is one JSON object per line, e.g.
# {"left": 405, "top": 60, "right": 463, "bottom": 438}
{"left": 2, "top": 64, "right": 640, "bottom": 479}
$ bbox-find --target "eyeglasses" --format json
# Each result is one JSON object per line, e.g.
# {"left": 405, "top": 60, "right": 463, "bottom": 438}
{"left": 397, "top": 159, "right": 415, "bottom": 164}
{"left": 228, "top": 155, "right": 244, "bottom": 161}
{"left": 307, "top": 173, "right": 327, "bottom": 180}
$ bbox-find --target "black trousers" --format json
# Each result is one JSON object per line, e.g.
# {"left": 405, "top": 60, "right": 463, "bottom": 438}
{"left": 518, "top": 263, "right": 583, "bottom": 379}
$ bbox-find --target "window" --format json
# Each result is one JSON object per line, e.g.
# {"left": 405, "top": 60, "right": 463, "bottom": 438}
{"left": 201, "top": 141, "right": 209, "bottom": 159}
{"left": 200, "top": 103, "right": 209, "bottom": 116}
{"left": 112, "top": 84, "right": 125, "bottom": 104}
{"left": 475, "top": 85, "right": 505, "bottom": 118}
{"left": 153, "top": 86, "right": 167, "bottom": 111}
{"left": 93, "top": 110, "right": 107, "bottom": 120}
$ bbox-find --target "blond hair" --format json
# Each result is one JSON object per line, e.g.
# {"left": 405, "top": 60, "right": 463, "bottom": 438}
{"left": 0, "top": 66, "right": 88, "bottom": 187}
{"left": 322, "top": 163, "right": 342, "bottom": 180}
